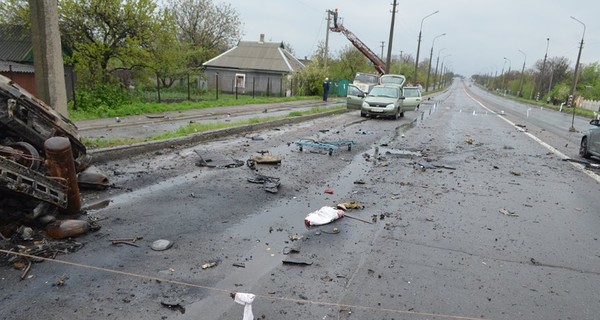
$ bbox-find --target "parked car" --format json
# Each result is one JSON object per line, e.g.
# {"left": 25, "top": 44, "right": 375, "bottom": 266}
{"left": 379, "top": 74, "right": 406, "bottom": 87}
{"left": 360, "top": 84, "right": 404, "bottom": 119}
{"left": 402, "top": 86, "right": 422, "bottom": 111}
{"left": 346, "top": 84, "right": 365, "bottom": 110}
{"left": 579, "top": 119, "right": 600, "bottom": 159}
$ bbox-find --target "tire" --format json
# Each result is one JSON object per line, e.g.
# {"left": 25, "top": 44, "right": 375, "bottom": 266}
{"left": 580, "top": 136, "right": 591, "bottom": 158}
{"left": 400, "top": 111, "right": 405, "bottom": 118}
{"left": 393, "top": 108, "right": 400, "bottom": 120}
{"left": 360, "top": 112, "right": 367, "bottom": 118}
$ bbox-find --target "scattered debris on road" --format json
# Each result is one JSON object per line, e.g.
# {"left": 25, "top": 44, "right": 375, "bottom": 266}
{"left": 248, "top": 150, "right": 281, "bottom": 164}
{"left": 294, "top": 139, "right": 356, "bottom": 156}
{"left": 46, "top": 219, "right": 91, "bottom": 239}
{"left": 337, "top": 200, "right": 362, "bottom": 210}
{"left": 247, "top": 172, "right": 280, "bottom": 193}
{"left": 151, "top": 239, "right": 173, "bottom": 251}
{"left": 194, "top": 150, "right": 244, "bottom": 168}
{"left": 499, "top": 208, "right": 519, "bottom": 217}
{"left": 201, "top": 260, "right": 219, "bottom": 269}
{"left": 282, "top": 259, "right": 313, "bottom": 266}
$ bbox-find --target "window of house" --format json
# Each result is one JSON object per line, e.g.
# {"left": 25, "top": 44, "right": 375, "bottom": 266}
{"left": 235, "top": 74, "right": 246, "bottom": 88}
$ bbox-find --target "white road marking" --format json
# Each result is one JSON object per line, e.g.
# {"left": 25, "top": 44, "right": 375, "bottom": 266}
{"left": 463, "top": 88, "right": 600, "bottom": 183}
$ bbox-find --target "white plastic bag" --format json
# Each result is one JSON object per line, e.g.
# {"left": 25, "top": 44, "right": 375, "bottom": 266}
{"left": 305, "top": 206, "right": 345, "bottom": 227}
{"left": 234, "top": 292, "right": 255, "bottom": 320}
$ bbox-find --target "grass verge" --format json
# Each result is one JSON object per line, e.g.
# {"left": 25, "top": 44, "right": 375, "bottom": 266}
{"left": 70, "top": 95, "right": 320, "bottom": 121}
{"left": 82, "top": 105, "right": 345, "bottom": 149}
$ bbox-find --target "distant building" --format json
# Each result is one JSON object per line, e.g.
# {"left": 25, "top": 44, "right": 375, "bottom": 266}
{"left": 0, "top": 24, "right": 74, "bottom": 99}
{"left": 202, "top": 34, "right": 304, "bottom": 96}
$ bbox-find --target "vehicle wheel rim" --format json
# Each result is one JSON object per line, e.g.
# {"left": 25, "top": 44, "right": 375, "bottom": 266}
{"left": 580, "top": 138, "right": 587, "bottom": 156}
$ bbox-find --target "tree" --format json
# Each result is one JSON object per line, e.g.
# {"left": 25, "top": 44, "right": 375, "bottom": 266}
{"left": 59, "top": 0, "right": 166, "bottom": 84}
{"left": 328, "top": 45, "right": 371, "bottom": 80}
{"left": 171, "top": 0, "right": 243, "bottom": 67}
{"left": 0, "top": 0, "right": 29, "bottom": 25}
{"left": 141, "top": 8, "right": 192, "bottom": 89}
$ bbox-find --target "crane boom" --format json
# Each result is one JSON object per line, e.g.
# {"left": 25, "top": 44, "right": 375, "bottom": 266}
{"left": 329, "top": 9, "right": 386, "bottom": 75}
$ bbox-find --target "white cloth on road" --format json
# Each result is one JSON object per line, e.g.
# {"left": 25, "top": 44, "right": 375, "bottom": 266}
{"left": 234, "top": 292, "right": 255, "bottom": 320}
{"left": 305, "top": 206, "right": 345, "bottom": 226}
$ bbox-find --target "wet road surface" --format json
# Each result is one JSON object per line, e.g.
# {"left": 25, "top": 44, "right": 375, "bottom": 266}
{"left": 1, "top": 80, "right": 599, "bottom": 320}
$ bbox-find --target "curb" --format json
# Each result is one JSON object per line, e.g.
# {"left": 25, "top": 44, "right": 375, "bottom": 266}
{"left": 88, "top": 108, "right": 351, "bottom": 163}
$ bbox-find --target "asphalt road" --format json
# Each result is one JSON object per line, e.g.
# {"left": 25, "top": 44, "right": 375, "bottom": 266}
{"left": 2, "top": 80, "right": 599, "bottom": 320}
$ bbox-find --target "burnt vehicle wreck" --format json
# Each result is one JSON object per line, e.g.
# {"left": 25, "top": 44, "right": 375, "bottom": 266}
{"left": 0, "top": 74, "right": 102, "bottom": 239}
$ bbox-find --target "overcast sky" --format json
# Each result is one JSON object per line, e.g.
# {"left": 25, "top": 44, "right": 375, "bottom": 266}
{"left": 215, "top": 0, "right": 599, "bottom": 77}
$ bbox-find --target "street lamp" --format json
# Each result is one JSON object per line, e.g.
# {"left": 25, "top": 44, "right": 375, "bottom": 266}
{"left": 433, "top": 47, "right": 446, "bottom": 90}
{"left": 518, "top": 49, "right": 526, "bottom": 97}
{"left": 439, "top": 54, "right": 451, "bottom": 88}
{"left": 537, "top": 38, "right": 550, "bottom": 100}
{"left": 500, "top": 59, "right": 506, "bottom": 91}
{"left": 414, "top": 10, "right": 439, "bottom": 84}
{"left": 426, "top": 33, "right": 446, "bottom": 92}
{"left": 503, "top": 57, "right": 511, "bottom": 93}
{"left": 569, "top": 16, "right": 585, "bottom": 132}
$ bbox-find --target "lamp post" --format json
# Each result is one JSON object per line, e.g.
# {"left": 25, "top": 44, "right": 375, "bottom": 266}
{"left": 414, "top": 10, "right": 439, "bottom": 84}
{"left": 433, "top": 47, "right": 446, "bottom": 90}
{"left": 500, "top": 59, "right": 506, "bottom": 91}
{"left": 439, "top": 54, "right": 451, "bottom": 89}
{"left": 538, "top": 38, "right": 550, "bottom": 100}
{"left": 426, "top": 33, "right": 446, "bottom": 92}
{"left": 569, "top": 16, "right": 585, "bottom": 132}
{"left": 518, "top": 49, "right": 526, "bottom": 97}
{"left": 503, "top": 57, "right": 511, "bottom": 94}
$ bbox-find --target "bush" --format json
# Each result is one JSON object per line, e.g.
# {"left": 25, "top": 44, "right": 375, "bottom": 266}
{"left": 72, "top": 84, "right": 140, "bottom": 114}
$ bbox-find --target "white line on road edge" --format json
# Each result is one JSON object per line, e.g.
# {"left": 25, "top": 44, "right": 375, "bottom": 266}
{"left": 463, "top": 89, "right": 600, "bottom": 184}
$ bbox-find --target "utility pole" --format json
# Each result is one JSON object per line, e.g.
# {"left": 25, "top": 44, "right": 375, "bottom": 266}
{"left": 29, "top": 0, "right": 68, "bottom": 116}
{"left": 385, "top": 0, "right": 398, "bottom": 74}
{"left": 324, "top": 10, "right": 331, "bottom": 68}
{"left": 399, "top": 50, "right": 403, "bottom": 73}
{"left": 380, "top": 41, "right": 385, "bottom": 60}
{"left": 538, "top": 38, "right": 549, "bottom": 99}
{"left": 433, "top": 48, "right": 446, "bottom": 90}
{"left": 569, "top": 16, "right": 585, "bottom": 132}
{"left": 518, "top": 49, "right": 526, "bottom": 97}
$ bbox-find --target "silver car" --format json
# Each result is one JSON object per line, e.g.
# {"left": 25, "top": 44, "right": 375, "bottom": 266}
{"left": 346, "top": 84, "right": 365, "bottom": 110}
{"left": 360, "top": 84, "right": 404, "bottom": 119}
{"left": 580, "top": 119, "right": 600, "bottom": 159}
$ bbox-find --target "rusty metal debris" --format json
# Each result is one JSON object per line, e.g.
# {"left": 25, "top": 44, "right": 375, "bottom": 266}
{"left": 110, "top": 236, "right": 143, "bottom": 247}
{"left": 77, "top": 165, "right": 110, "bottom": 190}
{"left": 0, "top": 74, "right": 109, "bottom": 241}
{"left": 45, "top": 137, "right": 81, "bottom": 214}
{"left": 46, "top": 219, "right": 90, "bottom": 239}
